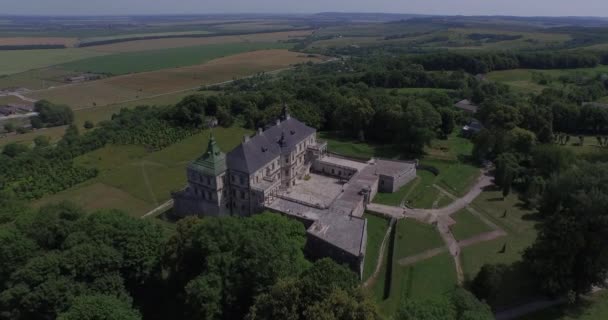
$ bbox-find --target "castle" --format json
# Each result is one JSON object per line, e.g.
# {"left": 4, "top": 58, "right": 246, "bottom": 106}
{"left": 172, "top": 106, "right": 417, "bottom": 277}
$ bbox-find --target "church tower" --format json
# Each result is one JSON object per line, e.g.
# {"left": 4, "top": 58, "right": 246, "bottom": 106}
{"left": 173, "top": 133, "right": 230, "bottom": 216}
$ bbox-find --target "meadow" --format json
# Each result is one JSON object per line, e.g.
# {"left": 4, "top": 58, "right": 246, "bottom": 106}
{"left": 487, "top": 65, "right": 608, "bottom": 94}
{"left": 34, "top": 126, "right": 252, "bottom": 216}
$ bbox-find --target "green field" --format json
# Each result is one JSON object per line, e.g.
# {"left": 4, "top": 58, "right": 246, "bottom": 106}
{"left": 363, "top": 213, "right": 390, "bottom": 281}
{"left": 0, "top": 48, "right": 106, "bottom": 75}
{"left": 462, "top": 189, "right": 539, "bottom": 307}
{"left": 78, "top": 30, "right": 215, "bottom": 44}
{"left": 370, "top": 219, "right": 454, "bottom": 316}
{"left": 487, "top": 65, "right": 608, "bottom": 94}
{"left": 451, "top": 208, "right": 494, "bottom": 241}
{"left": 33, "top": 126, "right": 252, "bottom": 216}
{"left": 59, "top": 42, "right": 293, "bottom": 75}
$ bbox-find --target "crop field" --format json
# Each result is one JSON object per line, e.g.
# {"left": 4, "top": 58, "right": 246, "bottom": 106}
{"left": 81, "top": 30, "right": 313, "bottom": 53}
{"left": 0, "top": 94, "right": 34, "bottom": 106}
{"left": 33, "top": 126, "right": 251, "bottom": 216}
{"left": 78, "top": 30, "right": 214, "bottom": 44}
{"left": 29, "top": 49, "right": 324, "bottom": 108}
{"left": 0, "top": 48, "right": 106, "bottom": 76}
{"left": 59, "top": 42, "right": 294, "bottom": 75}
{"left": 0, "top": 37, "right": 78, "bottom": 47}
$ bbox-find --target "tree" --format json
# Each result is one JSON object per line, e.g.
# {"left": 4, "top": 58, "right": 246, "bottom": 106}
{"left": 57, "top": 294, "right": 141, "bottom": 320}
{"left": 34, "top": 100, "right": 74, "bottom": 127}
{"left": 83, "top": 120, "right": 94, "bottom": 129}
{"left": 401, "top": 99, "right": 441, "bottom": 153}
{"left": 30, "top": 116, "right": 44, "bottom": 129}
{"left": 524, "top": 162, "right": 608, "bottom": 298}
{"left": 438, "top": 107, "right": 455, "bottom": 139}
{"left": 34, "top": 135, "right": 51, "bottom": 148}
{"left": 1, "top": 142, "right": 29, "bottom": 158}
{"left": 186, "top": 213, "right": 309, "bottom": 319}
{"left": 471, "top": 264, "right": 508, "bottom": 304}
{"left": 3, "top": 122, "right": 15, "bottom": 132}
{"left": 396, "top": 298, "right": 456, "bottom": 320}
{"left": 506, "top": 127, "right": 536, "bottom": 154}
{"left": 170, "top": 95, "right": 207, "bottom": 127}
{"left": 450, "top": 288, "right": 493, "bottom": 320}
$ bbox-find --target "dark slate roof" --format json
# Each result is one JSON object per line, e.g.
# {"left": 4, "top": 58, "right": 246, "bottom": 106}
{"left": 454, "top": 99, "right": 479, "bottom": 113}
{"left": 227, "top": 117, "right": 316, "bottom": 174}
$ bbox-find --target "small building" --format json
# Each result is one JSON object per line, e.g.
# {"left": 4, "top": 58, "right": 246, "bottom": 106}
{"left": 454, "top": 99, "right": 479, "bottom": 114}
{"left": 462, "top": 119, "right": 484, "bottom": 137}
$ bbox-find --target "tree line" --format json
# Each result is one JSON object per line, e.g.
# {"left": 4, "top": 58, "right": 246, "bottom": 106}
{"left": 0, "top": 200, "right": 492, "bottom": 320}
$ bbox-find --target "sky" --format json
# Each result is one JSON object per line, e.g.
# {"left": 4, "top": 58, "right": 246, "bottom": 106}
{"left": 1, "top": 0, "right": 608, "bottom": 17}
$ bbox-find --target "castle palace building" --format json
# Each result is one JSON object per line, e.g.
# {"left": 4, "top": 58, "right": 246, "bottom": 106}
{"left": 172, "top": 105, "right": 417, "bottom": 277}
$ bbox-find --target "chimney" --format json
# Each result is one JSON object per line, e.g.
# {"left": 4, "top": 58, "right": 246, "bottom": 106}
{"left": 243, "top": 135, "right": 250, "bottom": 143}
{"left": 258, "top": 127, "right": 263, "bottom": 135}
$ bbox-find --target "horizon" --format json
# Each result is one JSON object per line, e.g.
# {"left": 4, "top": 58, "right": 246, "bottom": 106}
{"left": 3, "top": 0, "right": 608, "bottom": 18}
{"left": 1, "top": 12, "right": 608, "bottom": 19}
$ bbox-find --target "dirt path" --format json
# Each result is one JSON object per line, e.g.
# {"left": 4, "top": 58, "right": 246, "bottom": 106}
{"left": 142, "top": 199, "right": 174, "bottom": 218}
{"left": 398, "top": 246, "right": 447, "bottom": 266}
{"left": 363, "top": 218, "right": 396, "bottom": 288}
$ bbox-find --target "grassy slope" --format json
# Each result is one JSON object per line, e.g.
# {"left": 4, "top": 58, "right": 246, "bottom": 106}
{"left": 33, "top": 126, "right": 252, "bottom": 216}
{"left": 372, "top": 219, "right": 455, "bottom": 316}
{"left": 362, "top": 213, "right": 390, "bottom": 281}
{"left": 59, "top": 42, "right": 293, "bottom": 75}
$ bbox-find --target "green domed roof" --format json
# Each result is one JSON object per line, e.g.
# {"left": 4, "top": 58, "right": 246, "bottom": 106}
{"left": 189, "top": 133, "right": 226, "bottom": 176}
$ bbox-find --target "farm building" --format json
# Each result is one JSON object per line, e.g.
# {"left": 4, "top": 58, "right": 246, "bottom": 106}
{"left": 454, "top": 99, "right": 479, "bottom": 113}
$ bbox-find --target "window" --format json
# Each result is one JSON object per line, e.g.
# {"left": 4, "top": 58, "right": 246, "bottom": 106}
{"left": 285, "top": 158, "right": 289, "bottom": 164}
{"left": 285, "top": 169, "right": 289, "bottom": 176}
{"left": 240, "top": 191, "right": 245, "bottom": 199}
{"left": 239, "top": 176, "right": 244, "bottom": 184}
{"left": 332, "top": 169, "right": 335, "bottom": 174}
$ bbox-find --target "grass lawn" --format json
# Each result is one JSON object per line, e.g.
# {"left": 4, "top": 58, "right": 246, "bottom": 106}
{"left": 319, "top": 132, "right": 403, "bottom": 159}
{"left": 403, "top": 170, "right": 441, "bottom": 208}
{"left": 378, "top": 253, "right": 457, "bottom": 317}
{"left": 461, "top": 189, "right": 540, "bottom": 308}
{"left": 517, "top": 291, "right": 608, "bottom": 320}
{"left": 34, "top": 126, "right": 251, "bottom": 216}
{"left": 362, "top": 213, "right": 390, "bottom": 281}
{"left": 451, "top": 208, "right": 494, "bottom": 241}
{"left": 60, "top": 42, "right": 293, "bottom": 75}
{"left": 369, "top": 219, "right": 454, "bottom": 317}
{"left": 373, "top": 176, "right": 420, "bottom": 206}
{"left": 394, "top": 219, "right": 444, "bottom": 257}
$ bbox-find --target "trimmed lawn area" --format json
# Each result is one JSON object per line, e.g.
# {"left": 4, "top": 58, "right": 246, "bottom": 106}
{"left": 394, "top": 219, "right": 444, "bottom": 258}
{"left": 421, "top": 158, "right": 480, "bottom": 197}
{"left": 451, "top": 208, "right": 494, "bottom": 241}
{"left": 362, "top": 213, "right": 390, "bottom": 281}
{"left": 461, "top": 189, "right": 540, "bottom": 308}
{"left": 403, "top": 170, "right": 440, "bottom": 209}
{"left": 379, "top": 253, "right": 457, "bottom": 317}
{"left": 517, "top": 291, "right": 608, "bottom": 320}
{"left": 319, "top": 132, "right": 403, "bottom": 159}
{"left": 373, "top": 176, "right": 419, "bottom": 206}
{"left": 369, "top": 219, "right": 455, "bottom": 317}
{"left": 34, "top": 126, "right": 252, "bottom": 216}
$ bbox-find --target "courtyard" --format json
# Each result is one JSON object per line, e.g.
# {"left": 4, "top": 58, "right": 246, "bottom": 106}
{"left": 282, "top": 173, "right": 344, "bottom": 208}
